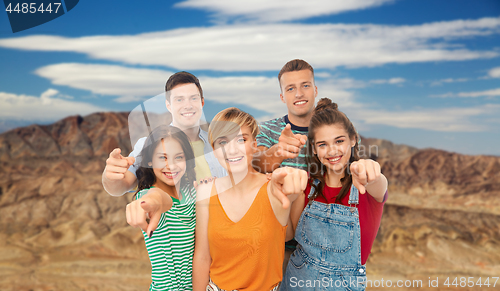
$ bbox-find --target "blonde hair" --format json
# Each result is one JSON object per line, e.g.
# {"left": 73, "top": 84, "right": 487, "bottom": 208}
{"left": 209, "top": 108, "right": 259, "bottom": 148}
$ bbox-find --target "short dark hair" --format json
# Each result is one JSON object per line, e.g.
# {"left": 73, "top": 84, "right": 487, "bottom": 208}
{"left": 278, "top": 59, "right": 314, "bottom": 87}
{"left": 165, "top": 71, "right": 203, "bottom": 101}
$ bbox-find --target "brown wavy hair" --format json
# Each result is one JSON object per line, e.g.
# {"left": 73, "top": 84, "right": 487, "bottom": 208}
{"left": 305, "top": 98, "right": 360, "bottom": 203}
{"left": 134, "top": 125, "right": 196, "bottom": 199}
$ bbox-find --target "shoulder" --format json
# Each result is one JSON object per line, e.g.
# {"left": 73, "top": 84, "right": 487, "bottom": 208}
{"left": 257, "top": 117, "right": 285, "bottom": 140}
{"left": 134, "top": 137, "right": 147, "bottom": 149}
{"left": 260, "top": 116, "right": 285, "bottom": 128}
{"left": 129, "top": 137, "right": 147, "bottom": 157}
{"left": 181, "top": 184, "right": 197, "bottom": 201}
{"left": 135, "top": 187, "right": 152, "bottom": 200}
{"left": 195, "top": 180, "right": 216, "bottom": 203}
{"left": 198, "top": 128, "right": 209, "bottom": 139}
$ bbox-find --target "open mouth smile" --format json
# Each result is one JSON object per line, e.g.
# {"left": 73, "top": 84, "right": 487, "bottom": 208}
{"left": 162, "top": 171, "right": 180, "bottom": 179}
{"left": 226, "top": 156, "right": 244, "bottom": 164}
{"left": 181, "top": 112, "right": 196, "bottom": 117}
{"left": 326, "top": 155, "right": 342, "bottom": 164}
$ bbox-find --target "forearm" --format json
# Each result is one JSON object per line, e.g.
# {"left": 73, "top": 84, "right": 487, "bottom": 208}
{"left": 102, "top": 170, "right": 137, "bottom": 196}
{"left": 252, "top": 145, "right": 285, "bottom": 173}
{"left": 192, "top": 254, "right": 210, "bottom": 291}
{"left": 365, "top": 174, "right": 388, "bottom": 202}
{"left": 285, "top": 216, "right": 294, "bottom": 241}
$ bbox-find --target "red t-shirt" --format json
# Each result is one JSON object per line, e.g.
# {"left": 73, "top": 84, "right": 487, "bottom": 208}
{"left": 303, "top": 183, "right": 387, "bottom": 265}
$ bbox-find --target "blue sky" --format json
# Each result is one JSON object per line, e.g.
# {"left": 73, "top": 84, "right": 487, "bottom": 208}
{"left": 1, "top": 0, "right": 499, "bottom": 156}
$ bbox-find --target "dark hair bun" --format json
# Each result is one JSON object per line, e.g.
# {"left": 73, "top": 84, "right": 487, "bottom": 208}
{"left": 315, "top": 97, "right": 338, "bottom": 113}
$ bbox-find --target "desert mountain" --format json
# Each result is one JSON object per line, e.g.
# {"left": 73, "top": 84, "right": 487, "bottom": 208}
{"left": 0, "top": 112, "right": 498, "bottom": 290}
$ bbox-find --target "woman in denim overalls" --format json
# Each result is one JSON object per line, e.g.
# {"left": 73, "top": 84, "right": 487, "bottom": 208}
{"left": 281, "top": 98, "right": 388, "bottom": 291}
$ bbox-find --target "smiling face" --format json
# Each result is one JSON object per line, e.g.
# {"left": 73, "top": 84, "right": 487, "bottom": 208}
{"left": 166, "top": 83, "right": 205, "bottom": 130}
{"left": 313, "top": 124, "right": 356, "bottom": 176}
{"left": 150, "top": 138, "right": 187, "bottom": 190}
{"left": 280, "top": 69, "right": 318, "bottom": 121}
{"left": 212, "top": 125, "right": 256, "bottom": 174}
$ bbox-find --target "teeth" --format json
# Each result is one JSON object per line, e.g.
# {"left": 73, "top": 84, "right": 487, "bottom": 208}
{"left": 295, "top": 101, "right": 306, "bottom": 105}
{"left": 329, "top": 157, "right": 341, "bottom": 162}
{"left": 182, "top": 112, "right": 195, "bottom": 117}
{"left": 163, "top": 172, "right": 178, "bottom": 178}
{"left": 227, "top": 157, "right": 243, "bottom": 162}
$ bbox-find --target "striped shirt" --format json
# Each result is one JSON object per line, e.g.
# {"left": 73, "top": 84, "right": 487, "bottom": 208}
{"left": 136, "top": 185, "right": 196, "bottom": 291}
{"left": 256, "top": 115, "right": 309, "bottom": 171}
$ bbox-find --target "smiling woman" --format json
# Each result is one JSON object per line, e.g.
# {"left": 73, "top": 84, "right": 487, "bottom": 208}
{"left": 192, "top": 107, "right": 308, "bottom": 291}
{"left": 281, "top": 98, "right": 388, "bottom": 291}
{"left": 125, "top": 125, "right": 197, "bottom": 291}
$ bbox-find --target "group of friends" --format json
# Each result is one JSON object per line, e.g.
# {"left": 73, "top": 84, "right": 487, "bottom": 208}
{"left": 102, "top": 59, "right": 388, "bottom": 291}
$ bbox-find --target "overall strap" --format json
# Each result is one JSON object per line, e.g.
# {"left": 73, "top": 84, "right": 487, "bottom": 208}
{"left": 306, "top": 179, "right": 321, "bottom": 205}
{"left": 348, "top": 184, "right": 359, "bottom": 205}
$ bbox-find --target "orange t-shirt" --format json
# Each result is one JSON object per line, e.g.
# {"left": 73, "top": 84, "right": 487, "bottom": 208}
{"left": 208, "top": 182, "right": 286, "bottom": 291}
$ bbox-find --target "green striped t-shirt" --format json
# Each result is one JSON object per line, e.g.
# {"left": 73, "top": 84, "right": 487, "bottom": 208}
{"left": 256, "top": 115, "right": 309, "bottom": 171}
{"left": 136, "top": 185, "right": 196, "bottom": 291}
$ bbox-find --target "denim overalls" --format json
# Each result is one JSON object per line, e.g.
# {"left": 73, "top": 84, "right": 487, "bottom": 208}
{"left": 280, "top": 181, "right": 366, "bottom": 291}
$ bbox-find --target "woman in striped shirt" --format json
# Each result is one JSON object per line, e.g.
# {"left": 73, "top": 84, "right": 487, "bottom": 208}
{"left": 126, "top": 125, "right": 197, "bottom": 291}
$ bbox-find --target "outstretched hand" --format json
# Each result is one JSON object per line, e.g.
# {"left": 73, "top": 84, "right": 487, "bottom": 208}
{"left": 350, "top": 159, "right": 381, "bottom": 194}
{"left": 270, "top": 167, "right": 308, "bottom": 209}
{"left": 104, "top": 148, "right": 135, "bottom": 180}
{"left": 276, "top": 124, "right": 307, "bottom": 159}
{"left": 126, "top": 188, "right": 173, "bottom": 238}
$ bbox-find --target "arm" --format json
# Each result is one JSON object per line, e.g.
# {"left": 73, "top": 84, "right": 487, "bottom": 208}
{"left": 350, "top": 159, "right": 388, "bottom": 203}
{"left": 287, "top": 192, "right": 306, "bottom": 240}
{"left": 252, "top": 124, "right": 307, "bottom": 173}
{"left": 192, "top": 183, "right": 213, "bottom": 291}
{"left": 365, "top": 174, "right": 388, "bottom": 203}
{"left": 253, "top": 145, "right": 285, "bottom": 173}
{"left": 102, "top": 148, "right": 137, "bottom": 196}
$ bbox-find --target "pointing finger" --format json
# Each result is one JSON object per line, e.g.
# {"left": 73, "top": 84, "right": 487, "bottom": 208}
{"left": 295, "top": 134, "right": 307, "bottom": 146}
{"left": 109, "top": 148, "right": 122, "bottom": 159}
{"left": 125, "top": 156, "right": 135, "bottom": 167}
{"left": 281, "top": 124, "right": 294, "bottom": 137}
{"left": 146, "top": 212, "right": 161, "bottom": 238}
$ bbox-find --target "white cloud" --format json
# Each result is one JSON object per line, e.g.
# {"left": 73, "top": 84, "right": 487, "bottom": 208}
{"left": 0, "top": 89, "right": 106, "bottom": 121}
{"left": 35, "top": 63, "right": 173, "bottom": 103}
{"left": 350, "top": 104, "right": 500, "bottom": 132}
{"left": 175, "top": 0, "right": 394, "bottom": 23}
{"left": 33, "top": 62, "right": 355, "bottom": 116}
{"left": 488, "top": 67, "right": 500, "bottom": 78}
{"left": 1, "top": 17, "right": 499, "bottom": 71}
{"left": 430, "top": 92, "right": 456, "bottom": 98}
{"left": 457, "top": 88, "right": 500, "bottom": 98}
{"left": 430, "top": 77, "right": 469, "bottom": 86}
{"left": 431, "top": 88, "right": 500, "bottom": 98}
{"left": 30, "top": 63, "right": 498, "bottom": 133}
{"left": 370, "top": 77, "right": 405, "bottom": 85}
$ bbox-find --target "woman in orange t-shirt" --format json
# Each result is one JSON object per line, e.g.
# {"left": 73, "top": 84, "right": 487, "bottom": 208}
{"left": 192, "top": 108, "right": 307, "bottom": 291}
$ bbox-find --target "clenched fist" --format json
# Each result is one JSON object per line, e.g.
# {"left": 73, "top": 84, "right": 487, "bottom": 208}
{"left": 126, "top": 188, "right": 173, "bottom": 238}
{"left": 350, "top": 159, "right": 381, "bottom": 195}
{"left": 104, "top": 148, "right": 135, "bottom": 180}
{"left": 270, "top": 167, "right": 308, "bottom": 209}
